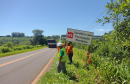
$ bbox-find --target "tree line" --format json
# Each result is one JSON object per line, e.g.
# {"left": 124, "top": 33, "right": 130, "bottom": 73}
{"left": 12, "top": 32, "right": 25, "bottom": 37}
{"left": 0, "top": 29, "right": 60, "bottom": 46}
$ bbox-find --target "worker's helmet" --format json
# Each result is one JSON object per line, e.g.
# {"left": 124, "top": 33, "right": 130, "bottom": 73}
{"left": 58, "top": 43, "right": 62, "bottom": 47}
{"left": 87, "top": 52, "right": 90, "bottom": 54}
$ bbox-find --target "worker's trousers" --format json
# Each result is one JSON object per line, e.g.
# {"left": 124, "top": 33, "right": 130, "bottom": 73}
{"left": 68, "top": 53, "right": 73, "bottom": 63}
{"left": 57, "top": 62, "right": 66, "bottom": 73}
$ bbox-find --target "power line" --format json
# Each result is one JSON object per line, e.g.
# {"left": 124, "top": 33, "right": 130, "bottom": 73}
{"left": 86, "top": 0, "right": 121, "bottom": 31}
{"left": 85, "top": 9, "right": 106, "bottom": 31}
{"left": 87, "top": 23, "right": 99, "bottom": 31}
{"left": 88, "top": 15, "right": 110, "bottom": 31}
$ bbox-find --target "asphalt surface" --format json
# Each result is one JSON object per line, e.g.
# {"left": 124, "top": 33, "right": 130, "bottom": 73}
{"left": 0, "top": 47, "right": 57, "bottom": 84}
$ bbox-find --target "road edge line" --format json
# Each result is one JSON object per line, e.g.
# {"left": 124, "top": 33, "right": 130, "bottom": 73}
{"left": 31, "top": 51, "right": 57, "bottom": 84}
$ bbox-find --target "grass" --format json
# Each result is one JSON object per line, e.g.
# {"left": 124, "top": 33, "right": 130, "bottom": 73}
{"left": 38, "top": 48, "right": 130, "bottom": 84}
{"left": 38, "top": 48, "right": 97, "bottom": 84}
{"left": 0, "top": 46, "right": 47, "bottom": 58}
{"left": 0, "top": 37, "right": 32, "bottom": 46}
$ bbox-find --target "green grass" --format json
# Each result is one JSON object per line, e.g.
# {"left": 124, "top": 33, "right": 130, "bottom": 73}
{"left": 0, "top": 46, "right": 47, "bottom": 58}
{"left": 0, "top": 37, "right": 32, "bottom": 46}
{"left": 38, "top": 48, "right": 130, "bottom": 84}
{"left": 38, "top": 48, "right": 97, "bottom": 84}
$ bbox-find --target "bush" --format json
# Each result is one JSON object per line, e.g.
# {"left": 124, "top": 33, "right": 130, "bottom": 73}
{"left": 109, "top": 49, "right": 130, "bottom": 61}
{"left": 29, "top": 46, "right": 34, "bottom": 49}
{"left": 35, "top": 45, "right": 42, "bottom": 48}
{"left": 43, "top": 44, "right": 46, "bottom": 46}
{"left": 3, "top": 42, "right": 13, "bottom": 48}
{"left": 13, "top": 46, "right": 23, "bottom": 51}
{"left": 25, "top": 45, "right": 34, "bottom": 49}
{"left": 26, "top": 45, "right": 31, "bottom": 49}
{"left": 21, "top": 45, "right": 27, "bottom": 49}
{"left": 0, "top": 47, "right": 13, "bottom": 53}
{"left": 95, "top": 43, "right": 109, "bottom": 57}
{"left": 0, "top": 50, "right": 2, "bottom": 53}
{"left": 91, "top": 52, "right": 130, "bottom": 83}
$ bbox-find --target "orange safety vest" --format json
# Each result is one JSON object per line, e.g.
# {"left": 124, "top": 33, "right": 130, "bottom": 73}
{"left": 57, "top": 46, "right": 60, "bottom": 53}
{"left": 87, "top": 52, "right": 92, "bottom": 65}
{"left": 65, "top": 45, "right": 68, "bottom": 52}
{"left": 67, "top": 45, "right": 73, "bottom": 54}
{"left": 62, "top": 44, "right": 65, "bottom": 48}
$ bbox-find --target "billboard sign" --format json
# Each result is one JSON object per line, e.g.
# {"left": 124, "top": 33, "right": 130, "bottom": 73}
{"left": 66, "top": 28, "right": 94, "bottom": 45}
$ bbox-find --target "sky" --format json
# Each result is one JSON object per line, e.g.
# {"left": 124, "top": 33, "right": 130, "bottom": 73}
{"left": 0, "top": 0, "right": 114, "bottom": 36}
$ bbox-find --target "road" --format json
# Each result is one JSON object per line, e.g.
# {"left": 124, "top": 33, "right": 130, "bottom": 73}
{"left": 0, "top": 47, "right": 57, "bottom": 84}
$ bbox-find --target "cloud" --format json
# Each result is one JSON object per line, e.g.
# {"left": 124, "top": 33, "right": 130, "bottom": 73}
{"left": 107, "top": 29, "right": 110, "bottom": 31}
{"left": 94, "top": 29, "right": 110, "bottom": 32}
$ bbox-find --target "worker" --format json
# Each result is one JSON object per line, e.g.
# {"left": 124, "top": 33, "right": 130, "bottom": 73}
{"left": 87, "top": 52, "right": 92, "bottom": 65}
{"left": 62, "top": 44, "right": 65, "bottom": 48}
{"left": 65, "top": 42, "right": 68, "bottom": 52}
{"left": 57, "top": 43, "right": 65, "bottom": 53}
{"left": 57, "top": 46, "right": 60, "bottom": 53}
{"left": 67, "top": 42, "right": 73, "bottom": 64}
{"left": 65, "top": 42, "right": 69, "bottom": 59}
{"left": 57, "top": 43, "right": 68, "bottom": 73}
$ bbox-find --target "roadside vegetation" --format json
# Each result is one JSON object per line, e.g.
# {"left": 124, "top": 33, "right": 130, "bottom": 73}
{"left": 0, "top": 37, "right": 32, "bottom": 46}
{"left": 0, "top": 29, "right": 60, "bottom": 57}
{"left": 38, "top": 47, "right": 130, "bottom": 84}
{"left": 38, "top": 0, "right": 130, "bottom": 83}
{"left": 0, "top": 42, "right": 47, "bottom": 57}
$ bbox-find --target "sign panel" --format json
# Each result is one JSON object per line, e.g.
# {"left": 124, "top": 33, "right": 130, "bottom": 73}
{"left": 66, "top": 28, "right": 94, "bottom": 45}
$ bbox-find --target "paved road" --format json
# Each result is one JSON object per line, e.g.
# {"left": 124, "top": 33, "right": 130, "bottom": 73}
{"left": 0, "top": 47, "right": 57, "bottom": 84}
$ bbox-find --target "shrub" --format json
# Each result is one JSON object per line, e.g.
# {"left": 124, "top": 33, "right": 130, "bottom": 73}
{"left": 43, "top": 44, "right": 46, "bottom": 46}
{"left": 26, "top": 45, "right": 30, "bottom": 49}
{"left": 13, "top": 46, "right": 23, "bottom": 51}
{"left": 95, "top": 43, "right": 109, "bottom": 57}
{"left": 29, "top": 46, "right": 34, "bottom": 49}
{"left": 21, "top": 45, "right": 27, "bottom": 49}
{"left": 0, "top": 50, "right": 2, "bottom": 53}
{"left": 3, "top": 42, "right": 13, "bottom": 48}
{"left": 35, "top": 45, "right": 42, "bottom": 48}
{"left": 1, "top": 47, "right": 13, "bottom": 53}
{"left": 25, "top": 45, "right": 34, "bottom": 49}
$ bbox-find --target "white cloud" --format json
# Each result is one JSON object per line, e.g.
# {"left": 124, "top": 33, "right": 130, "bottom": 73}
{"left": 95, "top": 29, "right": 104, "bottom": 31}
{"left": 94, "top": 29, "right": 110, "bottom": 32}
{"left": 107, "top": 29, "right": 110, "bottom": 31}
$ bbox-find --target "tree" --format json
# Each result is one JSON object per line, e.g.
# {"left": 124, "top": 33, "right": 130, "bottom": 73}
{"left": 6, "top": 35, "right": 10, "bottom": 37}
{"left": 97, "top": 0, "right": 130, "bottom": 46}
{"left": 39, "top": 36, "right": 47, "bottom": 45}
{"left": 30, "top": 29, "right": 47, "bottom": 45}
{"left": 47, "top": 36, "right": 51, "bottom": 39}
{"left": 18, "top": 33, "right": 25, "bottom": 37}
{"left": 32, "top": 29, "right": 44, "bottom": 36}
{"left": 12, "top": 32, "right": 18, "bottom": 37}
{"left": 11, "top": 32, "right": 25, "bottom": 37}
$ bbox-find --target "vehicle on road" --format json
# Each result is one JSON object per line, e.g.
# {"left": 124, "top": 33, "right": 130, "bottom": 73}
{"left": 48, "top": 39, "right": 57, "bottom": 48}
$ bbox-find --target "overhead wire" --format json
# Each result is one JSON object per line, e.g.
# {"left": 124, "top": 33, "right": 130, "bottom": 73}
{"left": 85, "top": 9, "right": 106, "bottom": 31}
{"left": 85, "top": 0, "right": 121, "bottom": 31}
